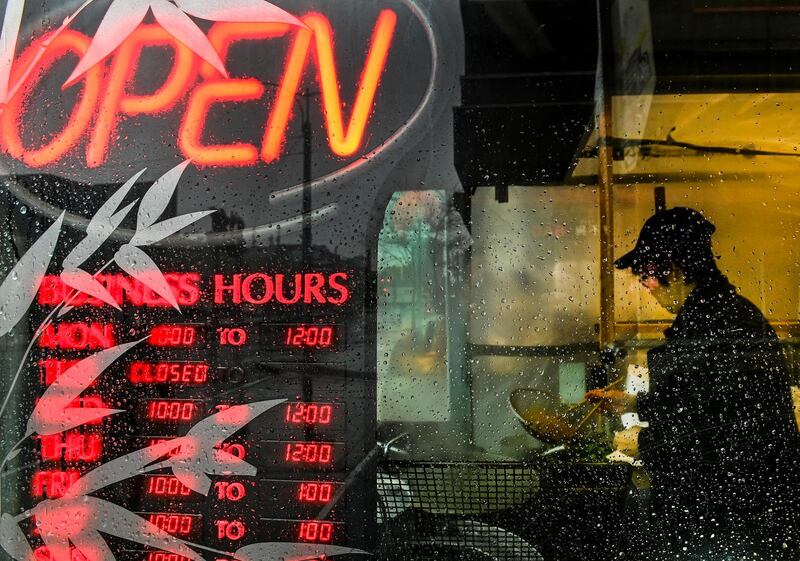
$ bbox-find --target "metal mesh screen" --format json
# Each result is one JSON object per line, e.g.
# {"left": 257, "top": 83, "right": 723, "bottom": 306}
{"left": 377, "top": 461, "right": 543, "bottom": 561}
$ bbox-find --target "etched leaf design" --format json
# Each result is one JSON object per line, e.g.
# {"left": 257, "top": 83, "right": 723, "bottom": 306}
{"left": 60, "top": 269, "right": 119, "bottom": 310}
{"left": 0, "top": 513, "right": 33, "bottom": 561}
{"left": 0, "top": 0, "right": 26, "bottom": 102}
{"left": 166, "top": 399, "right": 285, "bottom": 494}
{"left": 66, "top": 438, "right": 188, "bottom": 498}
{"left": 35, "top": 497, "right": 202, "bottom": 561}
{"left": 6, "top": 0, "right": 99, "bottom": 101}
{"left": 114, "top": 245, "right": 179, "bottom": 310}
{"left": 136, "top": 160, "right": 191, "bottom": 231}
{"left": 235, "top": 542, "right": 369, "bottom": 561}
{"left": 150, "top": 0, "right": 227, "bottom": 77}
{"left": 64, "top": 1, "right": 150, "bottom": 87}
{"left": 0, "top": 212, "right": 64, "bottom": 338}
{"left": 61, "top": 200, "right": 138, "bottom": 310}
{"left": 64, "top": 168, "right": 144, "bottom": 270}
{"left": 130, "top": 211, "right": 215, "bottom": 246}
{"left": 174, "top": 0, "right": 304, "bottom": 26}
{"left": 64, "top": 199, "right": 138, "bottom": 270}
{"left": 27, "top": 340, "right": 142, "bottom": 436}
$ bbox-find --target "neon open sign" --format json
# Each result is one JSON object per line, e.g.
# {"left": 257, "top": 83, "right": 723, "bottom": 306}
{"left": 1, "top": 11, "right": 397, "bottom": 169}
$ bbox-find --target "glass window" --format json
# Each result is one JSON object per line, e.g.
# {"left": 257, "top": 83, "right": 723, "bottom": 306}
{"left": 0, "top": 1, "right": 797, "bottom": 561}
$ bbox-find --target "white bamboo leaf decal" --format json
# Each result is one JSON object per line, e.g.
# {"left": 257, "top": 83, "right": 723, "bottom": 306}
{"left": 60, "top": 269, "right": 119, "bottom": 310}
{"left": 66, "top": 438, "right": 188, "bottom": 498}
{"left": 235, "top": 542, "right": 369, "bottom": 561}
{"left": 6, "top": 0, "right": 100, "bottom": 101}
{"left": 174, "top": 0, "right": 304, "bottom": 26}
{"left": 0, "top": 212, "right": 64, "bottom": 337}
{"left": 0, "top": 513, "right": 33, "bottom": 561}
{"left": 91, "top": 170, "right": 145, "bottom": 233}
{"left": 0, "top": 0, "right": 25, "bottom": 102}
{"left": 64, "top": 199, "right": 138, "bottom": 271}
{"left": 27, "top": 340, "right": 142, "bottom": 436}
{"left": 166, "top": 399, "right": 285, "bottom": 494}
{"left": 136, "top": 160, "right": 191, "bottom": 231}
{"left": 64, "top": 1, "right": 150, "bottom": 87}
{"left": 34, "top": 497, "right": 202, "bottom": 561}
{"left": 114, "top": 245, "right": 179, "bottom": 310}
{"left": 150, "top": 0, "right": 227, "bottom": 77}
{"left": 130, "top": 211, "right": 215, "bottom": 246}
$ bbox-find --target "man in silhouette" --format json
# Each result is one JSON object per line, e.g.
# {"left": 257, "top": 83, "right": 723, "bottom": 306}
{"left": 587, "top": 207, "right": 798, "bottom": 560}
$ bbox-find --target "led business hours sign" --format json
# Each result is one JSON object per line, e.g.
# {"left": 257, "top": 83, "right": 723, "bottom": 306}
{"left": 1, "top": 10, "right": 397, "bottom": 168}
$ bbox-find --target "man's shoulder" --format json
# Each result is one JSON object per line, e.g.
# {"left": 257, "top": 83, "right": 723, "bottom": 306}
{"left": 680, "top": 285, "right": 775, "bottom": 340}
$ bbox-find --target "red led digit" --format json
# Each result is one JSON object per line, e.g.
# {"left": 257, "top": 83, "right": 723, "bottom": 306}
{"left": 298, "top": 482, "right": 334, "bottom": 503}
{"left": 298, "top": 521, "right": 334, "bottom": 543}
{"left": 291, "top": 327, "right": 305, "bottom": 346}
{"left": 147, "top": 554, "right": 193, "bottom": 561}
{"left": 284, "top": 325, "right": 336, "bottom": 348}
{"left": 147, "top": 514, "right": 194, "bottom": 536}
{"left": 146, "top": 476, "right": 192, "bottom": 497}
{"left": 319, "top": 405, "right": 332, "bottom": 424}
{"left": 319, "top": 327, "right": 333, "bottom": 346}
{"left": 319, "top": 444, "right": 332, "bottom": 463}
{"left": 284, "top": 443, "right": 334, "bottom": 464}
{"left": 284, "top": 403, "right": 334, "bottom": 425}
{"left": 150, "top": 325, "right": 197, "bottom": 347}
{"left": 146, "top": 400, "right": 198, "bottom": 422}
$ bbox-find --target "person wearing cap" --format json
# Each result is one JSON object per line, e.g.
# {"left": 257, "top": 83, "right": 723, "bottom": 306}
{"left": 586, "top": 207, "right": 799, "bottom": 559}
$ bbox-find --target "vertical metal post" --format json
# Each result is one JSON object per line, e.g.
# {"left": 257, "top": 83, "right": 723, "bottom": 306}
{"left": 597, "top": 0, "right": 616, "bottom": 349}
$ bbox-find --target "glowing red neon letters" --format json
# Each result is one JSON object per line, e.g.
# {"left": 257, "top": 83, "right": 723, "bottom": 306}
{"left": 1, "top": 11, "right": 397, "bottom": 168}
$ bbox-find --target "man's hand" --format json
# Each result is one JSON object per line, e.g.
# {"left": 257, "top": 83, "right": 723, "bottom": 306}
{"left": 584, "top": 389, "right": 636, "bottom": 415}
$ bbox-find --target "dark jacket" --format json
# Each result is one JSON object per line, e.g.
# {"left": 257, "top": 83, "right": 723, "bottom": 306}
{"left": 635, "top": 272, "right": 799, "bottom": 552}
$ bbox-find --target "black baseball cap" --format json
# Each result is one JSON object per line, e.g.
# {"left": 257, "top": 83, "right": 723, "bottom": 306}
{"left": 615, "top": 207, "right": 716, "bottom": 274}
